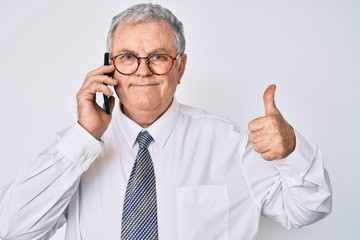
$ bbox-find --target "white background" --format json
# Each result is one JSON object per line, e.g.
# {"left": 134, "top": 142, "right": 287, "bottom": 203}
{"left": 0, "top": 0, "right": 359, "bottom": 239}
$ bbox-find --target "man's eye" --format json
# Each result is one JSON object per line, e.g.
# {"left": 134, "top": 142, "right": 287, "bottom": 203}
{"left": 151, "top": 54, "right": 167, "bottom": 62}
{"left": 122, "top": 54, "right": 135, "bottom": 60}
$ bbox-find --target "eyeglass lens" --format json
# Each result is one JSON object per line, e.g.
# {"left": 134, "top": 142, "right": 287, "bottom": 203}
{"left": 112, "top": 53, "right": 179, "bottom": 75}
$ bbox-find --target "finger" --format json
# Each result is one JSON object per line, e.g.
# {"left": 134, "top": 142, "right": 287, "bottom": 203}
{"left": 252, "top": 140, "right": 271, "bottom": 154}
{"left": 82, "top": 74, "right": 117, "bottom": 90}
{"left": 81, "top": 75, "right": 117, "bottom": 93}
{"left": 263, "top": 84, "right": 279, "bottom": 116}
{"left": 82, "top": 65, "right": 116, "bottom": 87}
{"left": 78, "top": 82, "right": 114, "bottom": 103}
{"left": 261, "top": 151, "right": 277, "bottom": 161}
{"left": 88, "top": 65, "right": 115, "bottom": 77}
{"left": 248, "top": 130, "right": 267, "bottom": 143}
{"left": 248, "top": 116, "right": 268, "bottom": 132}
{"left": 88, "top": 83, "right": 114, "bottom": 97}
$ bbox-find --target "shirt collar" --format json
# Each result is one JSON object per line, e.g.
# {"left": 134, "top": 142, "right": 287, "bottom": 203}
{"left": 115, "top": 98, "right": 179, "bottom": 149}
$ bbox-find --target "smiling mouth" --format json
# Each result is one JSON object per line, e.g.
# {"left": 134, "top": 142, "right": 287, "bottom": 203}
{"left": 131, "top": 83, "right": 159, "bottom": 87}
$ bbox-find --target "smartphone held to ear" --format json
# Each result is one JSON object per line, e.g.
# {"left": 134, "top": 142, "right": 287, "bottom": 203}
{"left": 103, "top": 52, "right": 112, "bottom": 115}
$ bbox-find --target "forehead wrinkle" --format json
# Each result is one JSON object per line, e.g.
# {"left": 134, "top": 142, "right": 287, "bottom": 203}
{"left": 114, "top": 47, "right": 174, "bottom": 56}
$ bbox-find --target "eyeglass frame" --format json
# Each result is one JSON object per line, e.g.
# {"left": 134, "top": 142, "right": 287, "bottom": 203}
{"left": 110, "top": 52, "right": 184, "bottom": 76}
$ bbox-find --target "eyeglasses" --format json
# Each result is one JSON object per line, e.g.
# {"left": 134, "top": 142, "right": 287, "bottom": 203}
{"left": 110, "top": 52, "right": 183, "bottom": 75}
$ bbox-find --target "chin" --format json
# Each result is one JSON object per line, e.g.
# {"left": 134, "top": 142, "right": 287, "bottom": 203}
{"left": 133, "top": 98, "right": 162, "bottom": 111}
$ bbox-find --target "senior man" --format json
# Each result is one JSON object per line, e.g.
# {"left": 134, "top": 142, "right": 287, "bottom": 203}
{"left": 0, "top": 3, "right": 331, "bottom": 240}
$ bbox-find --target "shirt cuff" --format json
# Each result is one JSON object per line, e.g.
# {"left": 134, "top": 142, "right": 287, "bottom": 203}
{"left": 273, "top": 129, "right": 317, "bottom": 175}
{"left": 56, "top": 123, "right": 102, "bottom": 172}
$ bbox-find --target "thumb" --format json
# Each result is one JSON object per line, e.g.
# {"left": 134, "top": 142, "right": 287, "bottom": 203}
{"left": 263, "top": 84, "right": 279, "bottom": 116}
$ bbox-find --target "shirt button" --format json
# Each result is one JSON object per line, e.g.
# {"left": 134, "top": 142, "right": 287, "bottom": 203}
{"left": 86, "top": 153, "right": 95, "bottom": 161}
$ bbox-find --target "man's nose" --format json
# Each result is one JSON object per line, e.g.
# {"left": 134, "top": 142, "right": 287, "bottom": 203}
{"left": 135, "top": 58, "right": 152, "bottom": 76}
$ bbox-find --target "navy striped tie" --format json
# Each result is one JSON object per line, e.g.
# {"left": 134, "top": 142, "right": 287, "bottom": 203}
{"left": 121, "top": 131, "right": 158, "bottom": 239}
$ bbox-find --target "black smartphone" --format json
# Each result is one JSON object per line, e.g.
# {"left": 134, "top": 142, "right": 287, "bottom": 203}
{"left": 103, "top": 52, "right": 112, "bottom": 115}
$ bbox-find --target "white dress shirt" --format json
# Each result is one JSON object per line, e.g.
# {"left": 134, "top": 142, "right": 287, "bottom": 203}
{"left": 0, "top": 99, "right": 332, "bottom": 240}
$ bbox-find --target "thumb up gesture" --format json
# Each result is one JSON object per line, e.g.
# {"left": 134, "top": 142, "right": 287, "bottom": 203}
{"left": 248, "top": 85, "right": 296, "bottom": 161}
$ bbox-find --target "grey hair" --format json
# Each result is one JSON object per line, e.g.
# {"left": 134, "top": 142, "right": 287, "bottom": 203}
{"left": 106, "top": 3, "right": 186, "bottom": 53}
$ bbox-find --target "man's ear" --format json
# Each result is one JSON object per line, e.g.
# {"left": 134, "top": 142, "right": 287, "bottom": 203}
{"left": 176, "top": 54, "right": 187, "bottom": 84}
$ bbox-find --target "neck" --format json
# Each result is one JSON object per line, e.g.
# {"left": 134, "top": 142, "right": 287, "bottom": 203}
{"left": 120, "top": 100, "right": 173, "bottom": 128}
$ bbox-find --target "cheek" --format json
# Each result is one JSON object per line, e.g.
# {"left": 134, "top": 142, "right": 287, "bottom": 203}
{"left": 166, "top": 70, "right": 181, "bottom": 87}
{"left": 113, "top": 75, "right": 128, "bottom": 94}
{"left": 161, "top": 77, "right": 180, "bottom": 96}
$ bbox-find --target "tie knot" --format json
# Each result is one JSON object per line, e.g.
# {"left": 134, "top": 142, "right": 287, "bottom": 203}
{"left": 136, "top": 131, "right": 153, "bottom": 149}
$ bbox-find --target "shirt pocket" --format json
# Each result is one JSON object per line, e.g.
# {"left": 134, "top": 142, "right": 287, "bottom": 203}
{"left": 176, "top": 185, "right": 229, "bottom": 240}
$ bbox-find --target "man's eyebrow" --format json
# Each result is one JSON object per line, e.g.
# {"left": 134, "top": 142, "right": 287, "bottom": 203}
{"left": 114, "top": 49, "right": 137, "bottom": 55}
{"left": 148, "top": 48, "right": 173, "bottom": 55}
